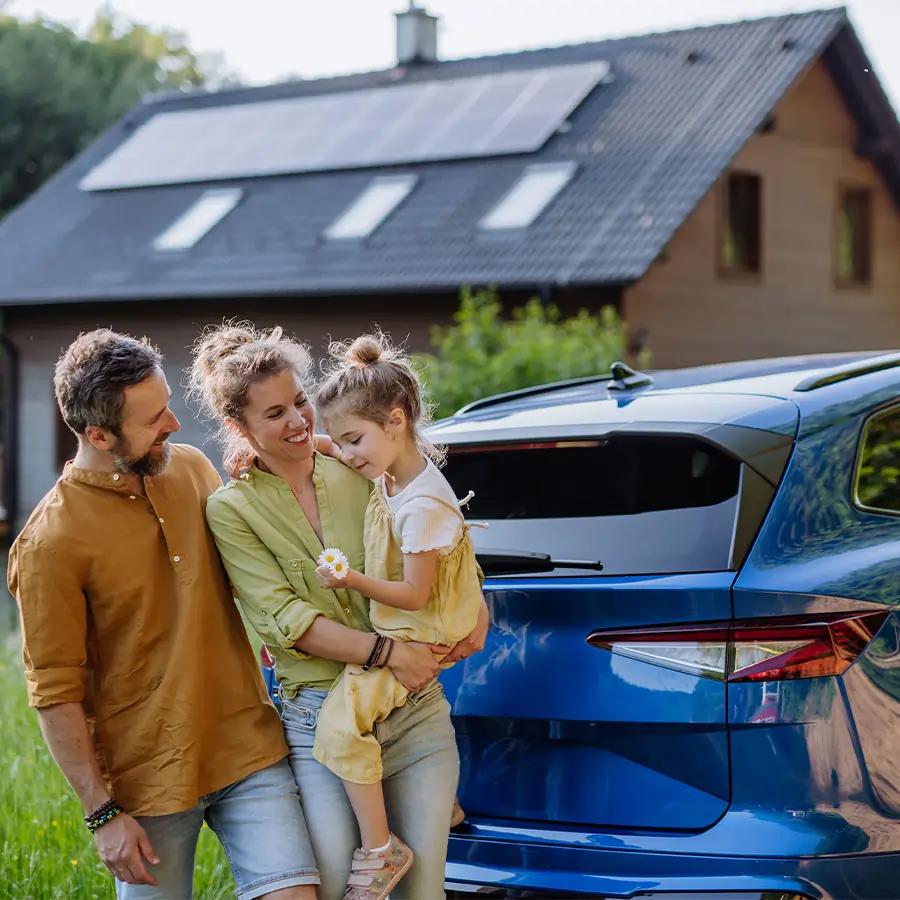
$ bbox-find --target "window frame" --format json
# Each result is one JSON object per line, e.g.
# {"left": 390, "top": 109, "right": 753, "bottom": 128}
{"left": 834, "top": 183, "right": 873, "bottom": 289}
{"left": 717, "top": 170, "right": 763, "bottom": 281}
{"left": 851, "top": 402, "right": 900, "bottom": 517}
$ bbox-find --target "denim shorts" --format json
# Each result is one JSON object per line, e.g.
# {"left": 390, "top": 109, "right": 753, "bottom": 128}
{"left": 115, "top": 758, "right": 317, "bottom": 900}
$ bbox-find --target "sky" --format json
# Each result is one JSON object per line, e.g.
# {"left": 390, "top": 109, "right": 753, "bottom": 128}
{"left": 9, "top": 0, "right": 900, "bottom": 111}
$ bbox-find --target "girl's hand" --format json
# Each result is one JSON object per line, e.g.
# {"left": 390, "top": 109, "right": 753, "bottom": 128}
{"left": 388, "top": 640, "right": 443, "bottom": 693}
{"left": 315, "top": 564, "right": 352, "bottom": 590}
{"left": 441, "top": 597, "right": 490, "bottom": 664}
{"left": 314, "top": 434, "right": 343, "bottom": 461}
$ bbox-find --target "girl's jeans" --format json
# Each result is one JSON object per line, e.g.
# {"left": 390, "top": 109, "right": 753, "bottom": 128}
{"left": 281, "top": 679, "right": 459, "bottom": 900}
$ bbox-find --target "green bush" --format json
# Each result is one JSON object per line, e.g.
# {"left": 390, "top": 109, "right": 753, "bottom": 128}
{"left": 416, "top": 287, "right": 648, "bottom": 419}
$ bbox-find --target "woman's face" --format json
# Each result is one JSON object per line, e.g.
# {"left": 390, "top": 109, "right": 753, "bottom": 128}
{"left": 237, "top": 368, "right": 316, "bottom": 465}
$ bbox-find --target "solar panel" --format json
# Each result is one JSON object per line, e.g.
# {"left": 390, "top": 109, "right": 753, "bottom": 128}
{"left": 79, "top": 60, "right": 609, "bottom": 191}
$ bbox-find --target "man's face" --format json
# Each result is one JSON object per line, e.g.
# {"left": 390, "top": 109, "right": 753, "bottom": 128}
{"left": 107, "top": 369, "right": 181, "bottom": 476}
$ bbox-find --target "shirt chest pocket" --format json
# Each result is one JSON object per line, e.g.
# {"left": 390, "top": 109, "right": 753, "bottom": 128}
{"left": 276, "top": 551, "right": 365, "bottom": 601}
{"left": 278, "top": 556, "right": 314, "bottom": 598}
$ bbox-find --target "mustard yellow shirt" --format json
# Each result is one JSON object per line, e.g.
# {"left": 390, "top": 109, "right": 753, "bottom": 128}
{"left": 8, "top": 444, "right": 287, "bottom": 817}
{"left": 206, "top": 454, "right": 373, "bottom": 696}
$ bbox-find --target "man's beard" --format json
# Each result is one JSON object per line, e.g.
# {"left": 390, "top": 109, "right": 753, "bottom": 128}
{"left": 110, "top": 436, "right": 172, "bottom": 477}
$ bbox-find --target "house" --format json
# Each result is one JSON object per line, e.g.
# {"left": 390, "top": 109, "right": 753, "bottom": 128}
{"left": 0, "top": 5, "right": 898, "bottom": 530}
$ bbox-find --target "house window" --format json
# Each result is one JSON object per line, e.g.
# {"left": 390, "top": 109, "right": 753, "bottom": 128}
{"left": 324, "top": 175, "right": 418, "bottom": 240}
{"left": 720, "top": 172, "right": 761, "bottom": 276}
{"left": 480, "top": 162, "right": 577, "bottom": 231}
{"left": 55, "top": 405, "right": 77, "bottom": 472}
{"left": 836, "top": 186, "right": 872, "bottom": 286}
{"left": 854, "top": 406, "right": 900, "bottom": 515}
{"left": 153, "top": 188, "right": 243, "bottom": 252}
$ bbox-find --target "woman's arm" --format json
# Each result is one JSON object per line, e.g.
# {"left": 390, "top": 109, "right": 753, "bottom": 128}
{"left": 317, "top": 550, "right": 438, "bottom": 612}
{"left": 206, "top": 494, "right": 441, "bottom": 690}
{"left": 297, "top": 617, "right": 442, "bottom": 692}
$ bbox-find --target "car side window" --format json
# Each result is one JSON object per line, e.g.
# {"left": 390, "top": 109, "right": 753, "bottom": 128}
{"left": 855, "top": 406, "right": 900, "bottom": 515}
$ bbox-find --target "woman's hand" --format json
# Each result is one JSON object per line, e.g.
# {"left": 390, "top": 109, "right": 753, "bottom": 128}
{"left": 388, "top": 640, "right": 444, "bottom": 693}
{"left": 441, "top": 598, "right": 490, "bottom": 665}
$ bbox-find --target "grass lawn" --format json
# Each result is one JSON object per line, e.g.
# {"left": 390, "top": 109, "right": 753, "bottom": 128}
{"left": 0, "top": 632, "right": 236, "bottom": 899}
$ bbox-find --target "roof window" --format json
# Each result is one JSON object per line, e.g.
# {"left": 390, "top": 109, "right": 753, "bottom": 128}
{"left": 325, "top": 175, "right": 418, "bottom": 240}
{"left": 480, "top": 162, "right": 577, "bottom": 230}
{"left": 153, "top": 188, "right": 242, "bottom": 251}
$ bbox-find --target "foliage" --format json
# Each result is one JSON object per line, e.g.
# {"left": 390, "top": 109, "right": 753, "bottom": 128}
{"left": 0, "top": 632, "right": 234, "bottom": 899}
{"left": 0, "top": 6, "right": 234, "bottom": 218}
{"left": 416, "top": 287, "right": 648, "bottom": 418}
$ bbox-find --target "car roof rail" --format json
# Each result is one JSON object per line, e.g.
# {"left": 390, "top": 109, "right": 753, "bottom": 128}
{"left": 454, "top": 361, "right": 655, "bottom": 416}
{"left": 794, "top": 352, "right": 900, "bottom": 392}
{"left": 454, "top": 374, "right": 613, "bottom": 416}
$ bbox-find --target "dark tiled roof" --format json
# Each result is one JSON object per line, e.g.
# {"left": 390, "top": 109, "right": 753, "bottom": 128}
{"left": 0, "top": 7, "right": 892, "bottom": 304}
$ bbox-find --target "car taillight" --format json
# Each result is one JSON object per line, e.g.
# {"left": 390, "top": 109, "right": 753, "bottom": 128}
{"left": 259, "top": 645, "right": 275, "bottom": 670}
{"left": 586, "top": 611, "right": 889, "bottom": 682}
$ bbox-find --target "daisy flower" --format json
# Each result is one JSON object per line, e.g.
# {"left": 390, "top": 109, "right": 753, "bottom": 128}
{"left": 318, "top": 548, "right": 349, "bottom": 580}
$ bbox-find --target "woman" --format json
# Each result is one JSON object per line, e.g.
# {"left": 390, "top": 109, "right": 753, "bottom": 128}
{"left": 188, "top": 323, "right": 488, "bottom": 900}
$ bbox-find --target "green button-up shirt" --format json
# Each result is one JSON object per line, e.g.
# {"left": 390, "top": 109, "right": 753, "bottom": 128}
{"left": 206, "top": 453, "right": 373, "bottom": 695}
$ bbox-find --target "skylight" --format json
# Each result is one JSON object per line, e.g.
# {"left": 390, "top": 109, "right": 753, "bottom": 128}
{"left": 480, "top": 162, "right": 577, "bottom": 230}
{"left": 325, "top": 175, "right": 418, "bottom": 240}
{"left": 153, "top": 188, "right": 243, "bottom": 252}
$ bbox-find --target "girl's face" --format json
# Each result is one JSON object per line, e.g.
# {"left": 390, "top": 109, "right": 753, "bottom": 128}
{"left": 324, "top": 406, "right": 403, "bottom": 479}
{"left": 236, "top": 368, "right": 316, "bottom": 465}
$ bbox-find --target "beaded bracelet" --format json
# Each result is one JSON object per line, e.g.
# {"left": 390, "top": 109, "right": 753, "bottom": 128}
{"left": 85, "top": 798, "right": 124, "bottom": 833}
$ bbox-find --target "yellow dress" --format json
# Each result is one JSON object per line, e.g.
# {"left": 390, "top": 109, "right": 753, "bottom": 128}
{"left": 313, "top": 478, "right": 483, "bottom": 784}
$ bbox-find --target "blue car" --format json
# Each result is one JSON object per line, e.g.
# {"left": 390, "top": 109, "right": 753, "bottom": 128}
{"left": 261, "top": 351, "right": 900, "bottom": 898}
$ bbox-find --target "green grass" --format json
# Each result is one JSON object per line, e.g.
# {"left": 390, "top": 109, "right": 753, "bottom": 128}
{"left": 0, "top": 633, "right": 236, "bottom": 899}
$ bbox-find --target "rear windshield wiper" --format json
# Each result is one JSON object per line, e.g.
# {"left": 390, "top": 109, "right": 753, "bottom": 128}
{"left": 476, "top": 548, "right": 604, "bottom": 576}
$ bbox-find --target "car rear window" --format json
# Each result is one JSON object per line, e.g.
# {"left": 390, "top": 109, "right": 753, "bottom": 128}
{"left": 443, "top": 435, "right": 744, "bottom": 576}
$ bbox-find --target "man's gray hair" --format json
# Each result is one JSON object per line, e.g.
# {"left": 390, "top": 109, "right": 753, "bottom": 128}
{"left": 54, "top": 330, "right": 164, "bottom": 436}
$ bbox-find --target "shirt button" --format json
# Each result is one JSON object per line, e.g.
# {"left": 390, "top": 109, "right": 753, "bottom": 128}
{"left": 173, "top": 555, "right": 181, "bottom": 563}
{"left": 112, "top": 474, "right": 120, "bottom": 481}
{"left": 129, "top": 495, "right": 137, "bottom": 500}
{"left": 291, "top": 561, "right": 298, "bottom": 568}
{"left": 159, "top": 517, "right": 165, "bottom": 524}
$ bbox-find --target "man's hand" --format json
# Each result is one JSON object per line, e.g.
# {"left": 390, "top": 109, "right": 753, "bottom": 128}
{"left": 94, "top": 814, "right": 160, "bottom": 886}
{"left": 441, "top": 598, "right": 490, "bottom": 665}
{"left": 388, "top": 640, "right": 446, "bottom": 693}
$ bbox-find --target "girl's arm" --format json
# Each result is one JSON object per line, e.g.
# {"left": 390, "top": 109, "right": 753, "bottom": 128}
{"left": 317, "top": 550, "right": 438, "bottom": 612}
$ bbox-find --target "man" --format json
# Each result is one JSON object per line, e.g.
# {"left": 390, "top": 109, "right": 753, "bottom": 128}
{"left": 9, "top": 330, "right": 320, "bottom": 899}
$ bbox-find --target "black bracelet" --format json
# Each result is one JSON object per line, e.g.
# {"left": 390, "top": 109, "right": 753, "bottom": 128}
{"left": 85, "top": 798, "right": 124, "bottom": 833}
{"left": 362, "top": 634, "right": 385, "bottom": 672}
{"left": 378, "top": 638, "right": 395, "bottom": 669}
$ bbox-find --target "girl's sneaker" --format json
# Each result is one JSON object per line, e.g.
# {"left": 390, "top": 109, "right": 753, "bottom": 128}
{"left": 342, "top": 833, "right": 414, "bottom": 900}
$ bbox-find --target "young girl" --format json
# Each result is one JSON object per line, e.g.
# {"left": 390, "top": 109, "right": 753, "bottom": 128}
{"left": 312, "top": 333, "right": 484, "bottom": 900}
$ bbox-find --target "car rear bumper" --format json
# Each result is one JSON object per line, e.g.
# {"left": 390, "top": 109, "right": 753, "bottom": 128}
{"left": 445, "top": 837, "right": 900, "bottom": 898}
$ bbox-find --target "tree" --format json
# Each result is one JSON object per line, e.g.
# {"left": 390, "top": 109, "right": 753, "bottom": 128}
{"left": 0, "top": 7, "right": 234, "bottom": 218}
{"left": 415, "top": 287, "right": 649, "bottom": 418}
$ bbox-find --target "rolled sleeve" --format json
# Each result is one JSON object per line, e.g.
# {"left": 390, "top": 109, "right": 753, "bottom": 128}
{"left": 9, "top": 538, "right": 87, "bottom": 708}
{"left": 271, "top": 598, "right": 322, "bottom": 649}
{"left": 206, "top": 495, "right": 322, "bottom": 655}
